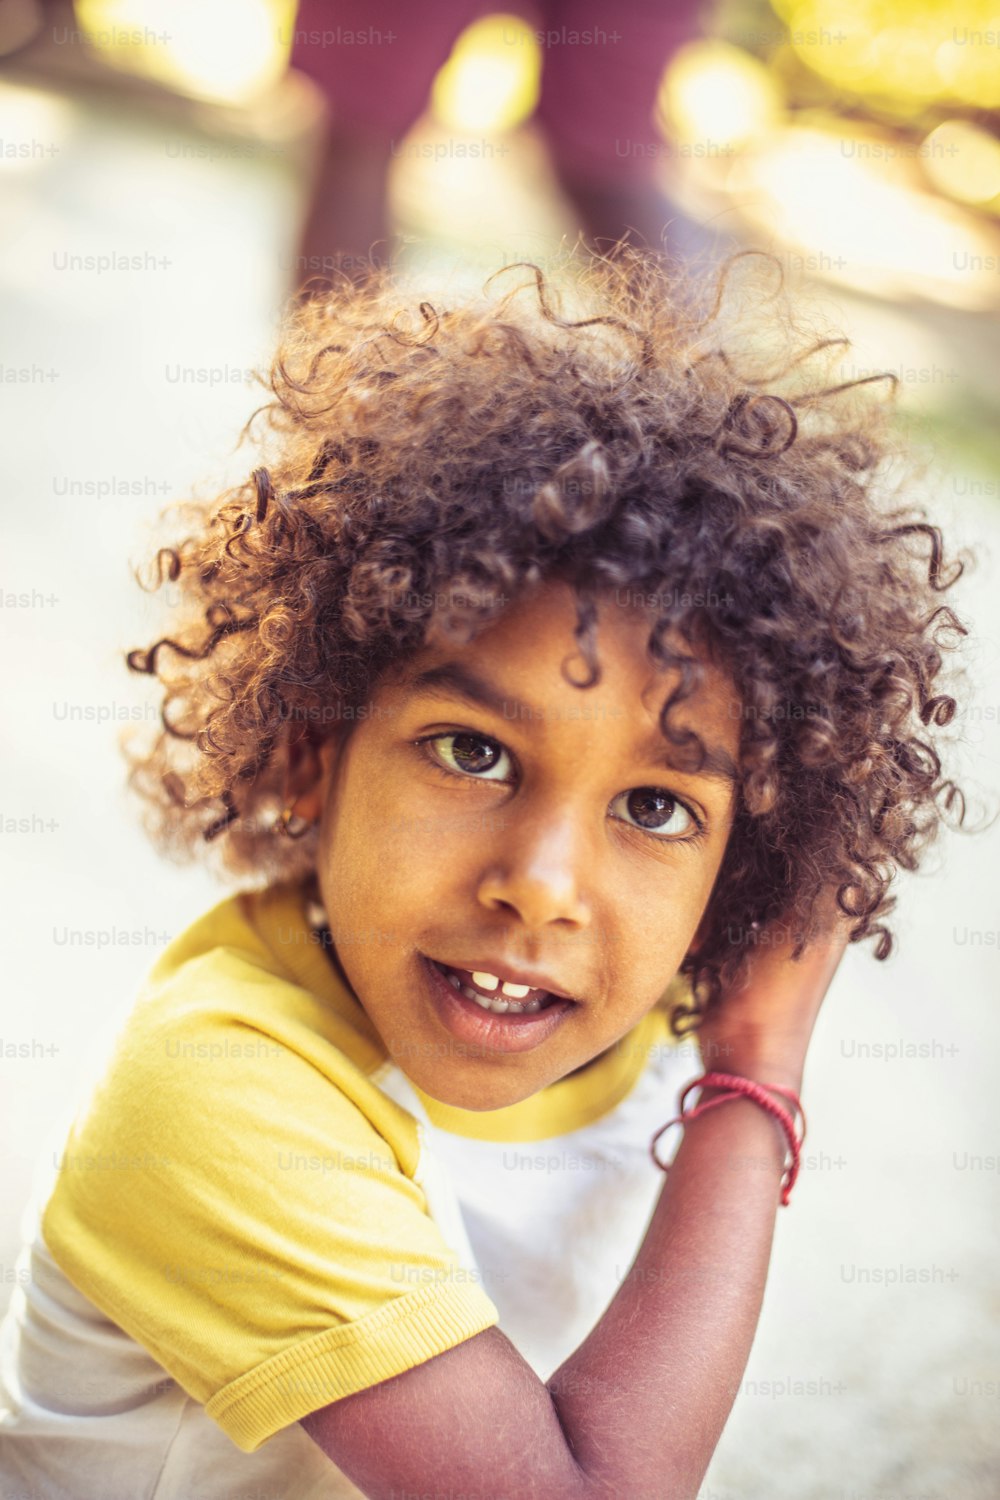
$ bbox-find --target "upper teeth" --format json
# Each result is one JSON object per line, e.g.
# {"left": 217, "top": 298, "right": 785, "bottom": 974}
{"left": 472, "top": 971, "right": 531, "bottom": 999}
{"left": 441, "top": 966, "right": 546, "bottom": 1014}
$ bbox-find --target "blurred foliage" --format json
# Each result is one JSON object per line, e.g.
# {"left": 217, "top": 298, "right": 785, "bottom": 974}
{"left": 717, "top": 0, "right": 1000, "bottom": 121}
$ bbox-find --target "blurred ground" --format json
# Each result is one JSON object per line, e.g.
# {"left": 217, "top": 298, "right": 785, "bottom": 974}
{"left": 0, "top": 55, "right": 998, "bottom": 1500}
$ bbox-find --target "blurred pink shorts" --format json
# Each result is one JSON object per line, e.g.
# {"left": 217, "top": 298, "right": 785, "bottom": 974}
{"left": 290, "top": 0, "right": 703, "bottom": 184}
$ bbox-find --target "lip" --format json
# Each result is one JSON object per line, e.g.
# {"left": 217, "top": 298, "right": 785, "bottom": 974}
{"left": 420, "top": 955, "right": 578, "bottom": 1054}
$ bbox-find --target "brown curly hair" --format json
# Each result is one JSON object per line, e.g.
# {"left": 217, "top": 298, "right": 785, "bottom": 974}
{"left": 124, "top": 245, "right": 971, "bottom": 1025}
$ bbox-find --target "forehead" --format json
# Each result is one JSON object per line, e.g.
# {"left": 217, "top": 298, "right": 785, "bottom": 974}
{"left": 391, "top": 579, "right": 743, "bottom": 766}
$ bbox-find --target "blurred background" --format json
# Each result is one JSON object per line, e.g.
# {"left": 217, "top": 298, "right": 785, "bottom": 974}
{"left": 1, "top": 1, "right": 998, "bottom": 1495}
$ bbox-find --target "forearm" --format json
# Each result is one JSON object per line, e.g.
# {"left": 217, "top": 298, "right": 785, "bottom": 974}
{"left": 300, "top": 929, "right": 844, "bottom": 1500}
{"left": 546, "top": 1053, "right": 803, "bottom": 1500}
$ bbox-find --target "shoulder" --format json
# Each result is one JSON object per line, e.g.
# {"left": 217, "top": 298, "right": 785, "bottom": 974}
{"left": 37, "top": 889, "right": 500, "bottom": 1456}
{"left": 42, "top": 885, "right": 425, "bottom": 1273}
{"left": 88, "top": 883, "right": 413, "bottom": 1157}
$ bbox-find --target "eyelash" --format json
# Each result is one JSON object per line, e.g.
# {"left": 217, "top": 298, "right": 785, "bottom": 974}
{"left": 412, "top": 731, "right": 708, "bottom": 846}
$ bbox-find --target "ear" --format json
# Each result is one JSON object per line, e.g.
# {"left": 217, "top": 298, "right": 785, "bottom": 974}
{"left": 284, "top": 734, "right": 340, "bottom": 825}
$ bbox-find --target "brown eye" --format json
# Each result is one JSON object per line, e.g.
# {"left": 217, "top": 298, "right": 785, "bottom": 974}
{"left": 613, "top": 788, "right": 699, "bottom": 840}
{"left": 432, "top": 733, "right": 512, "bottom": 781}
{"left": 450, "top": 735, "right": 498, "bottom": 772}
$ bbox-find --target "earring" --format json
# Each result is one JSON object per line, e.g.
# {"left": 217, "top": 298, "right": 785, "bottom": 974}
{"left": 305, "top": 898, "right": 329, "bottom": 930}
{"left": 274, "top": 732, "right": 323, "bottom": 839}
{"left": 275, "top": 804, "right": 316, "bottom": 839}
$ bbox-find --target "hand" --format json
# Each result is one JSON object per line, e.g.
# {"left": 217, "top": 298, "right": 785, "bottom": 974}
{"left": 697, "top": 901, "right": 852, "bottom": 1088}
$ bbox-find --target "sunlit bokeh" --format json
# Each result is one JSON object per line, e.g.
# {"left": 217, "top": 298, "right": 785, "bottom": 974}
{"left": 726, "top": 125, "right": 1000, "bottom": 308}
{"left": 44, "top": 0, "right": 1000, "bottom": 310}
{"left": 73, "top": 0, "right": 294, "bottom": 104}
{"left": 922, "top": 120, "right": 1000, "bottom": 206}
{"left": 430, "top": 14, "right": 540, "bottom": 134}
{"left": 772, "top": 0, "right": 1000, "bottom": 111}
{"left": 0, "top": 81, "right": 76, "bottom": 173}
{"left": 660, "top": 40, "right": 783, "bottom": 151}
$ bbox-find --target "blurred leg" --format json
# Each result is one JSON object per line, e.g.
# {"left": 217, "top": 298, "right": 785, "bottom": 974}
{"left": 534, "top": 0, "right": 712, "bottom": 256}
{"left": 290, "top": 0, "right": 485, "bottom": 281}
{"left": 295, "top": 122, "right": 397, "bottom": 283}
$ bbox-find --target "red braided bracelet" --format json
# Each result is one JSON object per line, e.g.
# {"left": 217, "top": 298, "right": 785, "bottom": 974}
{"left": 650, "top": 1071, "right": 807, "bottom": 1207}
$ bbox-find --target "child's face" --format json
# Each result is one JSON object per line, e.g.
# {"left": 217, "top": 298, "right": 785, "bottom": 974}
{"left": 309, "top": 579, "right": 742, "bottom": 1110}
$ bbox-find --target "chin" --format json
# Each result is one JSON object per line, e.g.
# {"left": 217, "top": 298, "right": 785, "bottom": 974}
{"left": 416, "top": 1070, "right": 539, "bottom": 1113}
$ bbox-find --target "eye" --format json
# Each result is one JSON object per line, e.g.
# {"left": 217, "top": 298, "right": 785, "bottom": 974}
{"left": 424, "top": 732, "right": 514, "bottom": 782}
{"left": 610, "top": 787, "right": 702, "bottom": 842}
{"left": 416, "top": 734, "right": 705, "bottom": 844}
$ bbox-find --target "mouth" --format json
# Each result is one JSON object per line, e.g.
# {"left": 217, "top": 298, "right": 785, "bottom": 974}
{"left": 431, "top": 960, "right": 571, "bottom": 1015}
{"left": 420, "top": 955, "right": 579, "bottom": 1054}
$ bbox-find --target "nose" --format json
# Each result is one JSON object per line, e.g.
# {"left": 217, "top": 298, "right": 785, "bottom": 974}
{"left": 475, "top": 799, "right": 593, "bottom": 932}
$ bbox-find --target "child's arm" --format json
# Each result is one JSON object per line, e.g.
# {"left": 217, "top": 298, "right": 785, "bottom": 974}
{"left": 301, "top": 922, "right": 848, "bottom": 1500}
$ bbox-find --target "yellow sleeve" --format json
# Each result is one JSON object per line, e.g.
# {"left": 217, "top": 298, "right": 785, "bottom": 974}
{"left": 41, "top": 975, "right": 499, "bottom": 1453}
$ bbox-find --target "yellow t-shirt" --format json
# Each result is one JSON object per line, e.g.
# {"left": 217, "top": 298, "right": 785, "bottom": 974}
{"left": 40, "top": 880, "right": 688, "bottom": 1454}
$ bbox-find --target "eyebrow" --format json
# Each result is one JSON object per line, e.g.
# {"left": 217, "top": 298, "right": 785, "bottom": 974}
{"left": 404, "top": 661, "right": 741, "bottom": 787}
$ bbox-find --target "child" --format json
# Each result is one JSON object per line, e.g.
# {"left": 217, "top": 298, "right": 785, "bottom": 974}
{"left": 0, "top": 246, "right": 968, "bottom": 1499}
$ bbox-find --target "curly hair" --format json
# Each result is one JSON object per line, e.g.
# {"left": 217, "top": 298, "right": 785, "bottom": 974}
{"left": 124, "top": 244, "right": 971, "bottom": 1028}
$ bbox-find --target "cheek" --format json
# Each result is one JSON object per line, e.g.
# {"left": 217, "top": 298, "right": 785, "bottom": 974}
{"left": 320, "top": 761, "right": 462, "bottom": 909}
